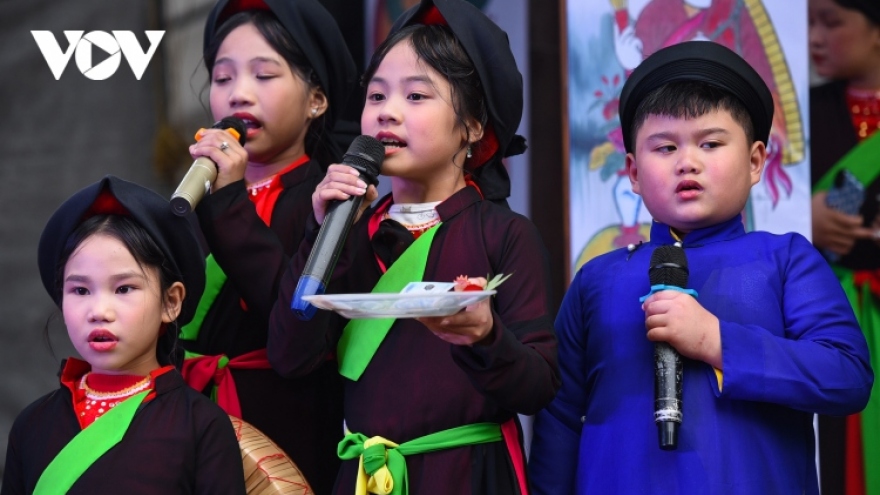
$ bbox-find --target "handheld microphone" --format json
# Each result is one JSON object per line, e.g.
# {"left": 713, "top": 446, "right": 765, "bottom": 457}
{"left": 290, "top": 135, "right": 385, "bottom": 320}
{"left": 647, "top": 245, "right": 689, "bottom": 450}
{"left": 170, "top": 117, "right": 247, "bottom": 216}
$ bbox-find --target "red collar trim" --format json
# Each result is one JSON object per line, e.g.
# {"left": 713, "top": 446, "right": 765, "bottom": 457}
{"left": 61, "top": 357, "right": 174, "bottom": 397}
{"left": 464, "top": 177, "right": 484, "bottom": 198}
{"left": 366, "top": 182, "right": 482, "bottom": 272}
{"left": 368, "top": 180, "right": 483, "bottom": 240}
{"left": 274, "top": 154, "right": 311, "bottom": 179}
{"left": 368, "top": 196, "right": 396, "bottom": 272}
{"left": 368, "top": 195, "right": 395, "bottom": 240}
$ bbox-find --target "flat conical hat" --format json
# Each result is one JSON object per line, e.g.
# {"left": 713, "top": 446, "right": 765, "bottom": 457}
{"left": 229, "top": 416, "right": 313, "bottom": 495}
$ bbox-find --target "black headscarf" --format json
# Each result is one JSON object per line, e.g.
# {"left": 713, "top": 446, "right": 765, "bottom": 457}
{"left": 834, "top": 0, "right": 880, "bottom": 25}
{"left": 38, "top": 176, "right": 205, "bottom": 327}
{"left": 618, "top": 41, "right": 774, "bottom": 154}
{"left": 203, "top": 0, "right": 358, "bottom": 134}
{"left": 388, "top": 0, "right": 527, "bottom": 201}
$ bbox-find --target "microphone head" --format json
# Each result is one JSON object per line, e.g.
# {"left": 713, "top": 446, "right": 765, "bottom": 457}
{"left": 649, "top": 245, "right": 689, "bottom": 287}
{"left": 342, "top": 135, "right": 385, "bottom": 184}
{"left": 214, "top": 116, "right": 248, "bottom": 145}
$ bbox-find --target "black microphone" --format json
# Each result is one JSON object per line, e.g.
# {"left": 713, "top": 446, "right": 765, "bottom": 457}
{"left": 648, "top": 245, "right": 688, "bottom": 450}
{"left": 290, "top": 135, "right": 385, "bottom": 320}
{"left": 170, "top": 117, "right": 248, "bottom": 216}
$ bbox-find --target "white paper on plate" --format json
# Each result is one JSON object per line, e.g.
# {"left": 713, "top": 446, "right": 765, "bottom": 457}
{"left": 400, "top": 282, "right": 456, "bottom": 294}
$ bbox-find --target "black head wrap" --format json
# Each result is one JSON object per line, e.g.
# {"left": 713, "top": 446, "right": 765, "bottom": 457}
{"left": 389, "top": 0, "right": 527, "bottom": 201}
{"left": 619, "top": 41, "right": 774, "bottom": 154}
{"left": 38, "top": 176, "right": 205, "bottom": 327}
{"left": 834, "top": 0, "right": 880, "bottom": 25}
{"left": 203, "top": 0, "right": 358, "bottom": 132}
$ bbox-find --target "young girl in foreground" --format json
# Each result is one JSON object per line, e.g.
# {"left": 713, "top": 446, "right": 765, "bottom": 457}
{"left": 181, "top": 1, "right": 358, "bottom": 490}
{"left": 268, "top": 0, "right": 559, "bottom": 493}
{"left": 2, "top": 176, "right": 244, "bottom": 494}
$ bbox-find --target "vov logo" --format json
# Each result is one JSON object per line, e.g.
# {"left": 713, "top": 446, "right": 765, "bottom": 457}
{"left": 31, "top": 30, "right": 164, "bottom": 80}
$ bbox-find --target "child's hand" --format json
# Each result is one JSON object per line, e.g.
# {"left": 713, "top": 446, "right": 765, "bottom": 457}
{"left": 189, "top": 128, "right": 248, "bottom": 191}
{"left": 312, "top": 164, "right": 377, "bottom": 224}
{"left": 811, "top": 191, "right": 874, "bottom": 255}
{"left": 642, "top": 290, "right": 722, "bottom": 369}
{"left": 418, "top": 277, "right": 494, "bottom": 346}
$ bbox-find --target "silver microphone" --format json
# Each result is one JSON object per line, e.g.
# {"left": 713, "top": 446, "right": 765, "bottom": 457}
{"left": 171, "top": 117, "right": 247, "bottom": 216}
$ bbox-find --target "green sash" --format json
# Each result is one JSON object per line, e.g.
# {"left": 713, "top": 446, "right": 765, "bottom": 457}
{"left": 337, "top": 422, "right": 502, "bottom": 495}
{"left": 812, "top": 132, "right": 880, "bottom": 495}
{"left": 337, "top": 223, "right": 442, "bottom": 381}
{"left": 832, "top": 267, "right": 880, "bottom": 495}
{"left": 34, "top": 390, "right": 150, "bottom": 495}
{"left": 812, "top": 130, "right": 880, "bottom": 193}
{"left": 180, "top": 254, "right": 227, "bottom": 341}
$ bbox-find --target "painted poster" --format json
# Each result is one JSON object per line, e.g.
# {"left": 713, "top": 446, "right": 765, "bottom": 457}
{"left": 566, "top": 0, "right": 810, "bottom": 274}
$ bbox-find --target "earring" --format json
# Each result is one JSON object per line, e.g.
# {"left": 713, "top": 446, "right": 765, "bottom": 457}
{"left": 310, "top": 108, "right": 318, "bottom": 117}
{"left": 466, "top": 146, "right": 473, "bottom": 159}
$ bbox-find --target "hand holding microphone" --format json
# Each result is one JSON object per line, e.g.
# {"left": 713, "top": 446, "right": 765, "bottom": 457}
{"left": 643, "top": 245, "right": 722, "bottom": 450}
{"left": 291, "top": 135, "right": 385, "bottom": 320}
{"left": 645, "top": 245, "right": 690, "bottom": 450}
{"left": 171, "top": 117, "right": 247, "bottom": 216}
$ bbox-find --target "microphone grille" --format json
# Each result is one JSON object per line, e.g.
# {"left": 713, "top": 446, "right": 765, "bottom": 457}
{"left": 343, "top": 136, "right": 385, "bottom": 178}
{"left": 214, "top": 117, "right": 248, "bottom": 145}
{"left": 649, "top": 245, "right": 689, "bottom": 287}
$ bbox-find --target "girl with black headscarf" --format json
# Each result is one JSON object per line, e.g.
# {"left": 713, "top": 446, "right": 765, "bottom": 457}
{"left": 3, "top": 176, "right": 244, "bottom": 494}
{"left": 178, "top": 1, "right": 359, "bottom": 492}
{"left": 268, "top": 0, "right": 559, "bottom": 493}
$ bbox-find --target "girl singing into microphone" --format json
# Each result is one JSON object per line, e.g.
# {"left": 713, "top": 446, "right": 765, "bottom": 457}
{"left": 269, "top": 1, "right": 559, "bottom": 493}
{"left": 181, "top": 1, "right": 359, "bottom": 492}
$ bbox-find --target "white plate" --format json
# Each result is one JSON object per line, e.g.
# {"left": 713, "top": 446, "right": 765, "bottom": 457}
{"left": 301, "top": 290, "right": 495, "bottom": 319}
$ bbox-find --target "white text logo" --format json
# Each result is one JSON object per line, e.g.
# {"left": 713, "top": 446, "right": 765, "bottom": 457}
{"left": 31, "top": 30, "right": 164, "bottom": 80}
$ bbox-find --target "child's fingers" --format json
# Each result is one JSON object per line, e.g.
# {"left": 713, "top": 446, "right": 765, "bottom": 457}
{"left": 313, "top": 186, "right": 354, "bottom": 205}
{"left": 324, "top": 163, "right": 359, "bottom": 173}
{"left": 188, "top": 145, "right": 246, "bottom": 168}
{"left": 645, "top": 329, "right": 668, "bottom": 343}
{"left": 353, "top": 185, "right": 380, "bottom": 224}
{"left": 312, "top": 166, "right": 370, "bottom": 224}
{"left": 192, "top": 129, "right": 246, "bottom": 162}
{"left": 320, "top": 166, "right": 368, "bottom": 194}
{"left": 644, "top": 313, "right": 667, "bottom": 334}
{"left": 826, "top": 208, "right": 864, "bottom": 227}
{"left": 417, "top": 299, "right": 493, "bottom": 345}
{"left": 188, "top": 136, "right": 248, "bottom": 189}
{"left": 191, "top": 129, "right": 246, "bottom": 158}
{"left": 853, "top": 226, "right": 876, "bottom": 240}
{"left": 324, "top": 164, "right": 366, "bottom": 180}
{"left": 641, "top": 291, "right": 680, "bottom": 314}
{"left": 364, "top": 184, "right": 379, "bottom": 203}
{"left": 643, "top": 290, "right": 682, "bottom": 303}
{"left": 190, "top": 133, "right": 243, "bottom": 157}
{"left": 313, "top": 179, "right": 367, "bottom": 204}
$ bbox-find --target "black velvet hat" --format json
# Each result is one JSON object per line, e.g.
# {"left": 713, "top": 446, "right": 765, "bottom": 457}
{"left": 203, "top": 0, "right": 358, "bottom": 129}
{"left": 835, "top": 0, "right": 880, "bottom": 25}
{"left": 388, "top": 0, "right": 528, "bottom": 201}
{"left": 618, "top": 41, "right": 774, "bottom": 154}
{"left": 38, "top": 176, "right": 205, "bottom": 326}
